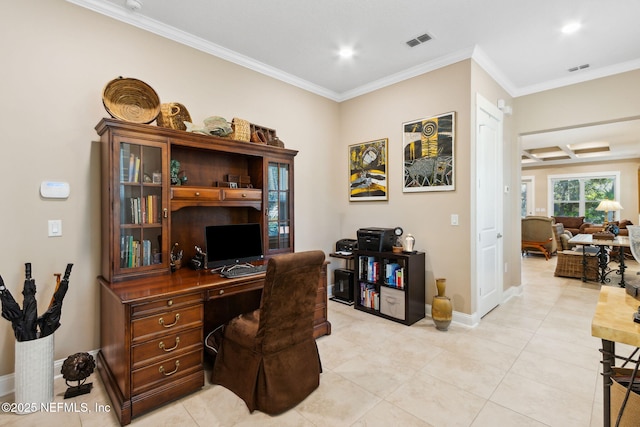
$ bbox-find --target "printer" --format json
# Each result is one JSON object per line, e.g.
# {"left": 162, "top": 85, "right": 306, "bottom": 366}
{"left": 335, "top": 238, "right": 358, "bottom": 253}
{"left": 357, "top": 227, "right": 395, "bottom": 252}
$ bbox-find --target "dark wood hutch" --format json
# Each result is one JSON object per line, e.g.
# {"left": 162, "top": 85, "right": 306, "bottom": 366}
{"left": 95, "top": 118, "right": 330, "bottom": 425}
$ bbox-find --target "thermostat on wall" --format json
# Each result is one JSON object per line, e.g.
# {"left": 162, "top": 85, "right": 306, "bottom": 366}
{"left": 40, "top": 181, "right": 70, "bottom": 199}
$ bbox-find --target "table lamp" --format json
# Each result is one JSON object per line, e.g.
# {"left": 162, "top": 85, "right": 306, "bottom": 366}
{"left": 595, "top": 199, "right": 623, "bottom": 229}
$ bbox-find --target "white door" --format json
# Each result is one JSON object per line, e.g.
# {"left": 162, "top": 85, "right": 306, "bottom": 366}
{"left": 476, "top": 94, "right": 503, "bottom": 318}
{"left": 521, "top": 176, "right": 534, "bottom": 217}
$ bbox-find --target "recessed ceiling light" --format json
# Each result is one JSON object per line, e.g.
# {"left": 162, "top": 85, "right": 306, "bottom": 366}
{"left": 561, "top": 22, "right": 581, "bottom": 34}
{"left": 338, "top": 47, "right": 355, "bottom": 59}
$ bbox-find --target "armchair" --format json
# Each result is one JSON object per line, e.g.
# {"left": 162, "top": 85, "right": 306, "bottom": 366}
{"left": 211, "top": 250, "right": 325, "bottom": 415}
{"left": 522, "top": 216, "right": 557, "bottom": 260}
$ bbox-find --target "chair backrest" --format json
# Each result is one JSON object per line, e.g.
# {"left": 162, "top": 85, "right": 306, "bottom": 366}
{"left": 256, "top": 250, "right": 325, "bottom": 352}
{"left": 522, "top": 216, "right": 553, "bottom": 242}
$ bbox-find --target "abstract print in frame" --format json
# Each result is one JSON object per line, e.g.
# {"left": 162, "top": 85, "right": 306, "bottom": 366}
{"left": 403, "top": 112, "right": 455, "bottom": 192}
{"left": 349, "top": 138, "right": 388, "bottom": 201}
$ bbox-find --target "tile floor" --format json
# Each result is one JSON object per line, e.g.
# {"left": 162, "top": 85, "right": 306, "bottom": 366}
{"left": 2, "top": 255, "right": 639, "bottom": 426}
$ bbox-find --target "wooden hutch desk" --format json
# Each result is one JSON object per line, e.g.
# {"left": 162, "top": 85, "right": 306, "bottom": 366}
{"left": 98, "top": 266, "right": 329, "bottom": 425}
{"left": 95, "top": 118, "right": 330, "bottom": 424}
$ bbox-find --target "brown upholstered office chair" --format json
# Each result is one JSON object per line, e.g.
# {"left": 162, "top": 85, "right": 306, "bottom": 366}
{"left": 211, "top": 250, "right": 325, "bottom": 415}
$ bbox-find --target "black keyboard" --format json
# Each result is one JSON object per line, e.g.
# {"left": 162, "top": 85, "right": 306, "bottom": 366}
{"left": 220, "top": 264, "right": 267, "bottom": 278}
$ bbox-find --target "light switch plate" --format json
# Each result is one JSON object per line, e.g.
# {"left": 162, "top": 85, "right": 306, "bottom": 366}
{"left": 48, "top": 220, "right": 62, "bottom": 237}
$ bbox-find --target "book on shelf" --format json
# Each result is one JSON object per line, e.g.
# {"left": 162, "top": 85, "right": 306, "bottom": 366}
{"left": 120, "top": 236, "right": 153, "bottom": 268}
{"left": 359, "top": 282, "right": 379, "bottom": 310}
{"left": 384, "top": 263, "right": 404, "bottom": 289}
{"left": 120, "top": 145, "right": 131, "bottom": 182}
{"left": 125, "top": 195, "right": 159, "bottom": 224}
{"left": 124, "top": 152, "right": 141, "bottom": 183}
{"left": 358, "top": 256, "right": 380, "bottom": 282}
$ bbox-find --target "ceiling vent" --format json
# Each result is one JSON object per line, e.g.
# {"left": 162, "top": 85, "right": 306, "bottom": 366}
{"left": 568, "top": 64, "right": 590, "bottom": 72}
{"left": 406, "top": 33, "right": 432, "bottom": 47}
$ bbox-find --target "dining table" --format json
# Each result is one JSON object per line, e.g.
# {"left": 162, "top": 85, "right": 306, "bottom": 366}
{"left": 568, "top": 234, "right": 630, "bottom": 287}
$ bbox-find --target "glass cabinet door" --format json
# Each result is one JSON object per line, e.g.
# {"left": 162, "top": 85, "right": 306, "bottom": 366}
{"left": 266, "top": 161, "right": 292, "bottom": 253}
{"left": 115, "top": 139, "right": 168, "bottom": 278}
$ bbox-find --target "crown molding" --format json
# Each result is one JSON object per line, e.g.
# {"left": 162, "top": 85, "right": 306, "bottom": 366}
{"left": 337, "top": 47, "right": 476, "bottom": 102}
{"left": 66, "top": 0, "right": 640, "bottom": 103}
{"left": 66, "top": 0, "right": 342, "bottom": 101}
{"left": 513, "top": 58, "right": 640, "bottom": 97}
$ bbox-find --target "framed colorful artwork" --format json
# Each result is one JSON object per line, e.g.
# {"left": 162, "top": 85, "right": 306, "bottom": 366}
{"left": 349, "top": 138, "right": 388, "bottom": 201}
{"left": 402, "top": 112, "right": 455, "bottom": 192}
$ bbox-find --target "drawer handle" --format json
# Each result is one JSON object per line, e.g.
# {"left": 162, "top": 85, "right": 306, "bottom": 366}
{"left": 167, "top": 299, "right": 173, "bottom": 307}
{"left": 159, "top": 313, "right": 180, "bottom": 328}
{"left": 241, "top": 193, "right": 247, "bottom": 198}
{"left": 159, "top": 360, "right": 180, "bottom": 376}
{"left": 195, "top": 192, "right": 200, "bottom": 196}
{"left": 219, "top": 289, "right": 224, "bottom": 295}
{"left": 159, "top": 336, "right": 180, "bottom": 352}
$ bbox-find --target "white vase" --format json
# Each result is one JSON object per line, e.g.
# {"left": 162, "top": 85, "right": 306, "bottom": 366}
{"left": 14, "top": 333, "right": 54, "bottom": 414}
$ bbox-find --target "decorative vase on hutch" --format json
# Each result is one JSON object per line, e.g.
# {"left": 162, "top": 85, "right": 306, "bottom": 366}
{"left": 431, "top": 278, "right": 452, "bottom": 331}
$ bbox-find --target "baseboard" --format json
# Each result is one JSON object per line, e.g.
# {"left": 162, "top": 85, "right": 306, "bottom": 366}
{"left": 0, "top": 349, "right": 100, "bottom": 397}
{"left": 425, "top": 304, "right": 476, "bottom": 328}
{"left": 423, "top": 283, "right": 524, "bottom": 330}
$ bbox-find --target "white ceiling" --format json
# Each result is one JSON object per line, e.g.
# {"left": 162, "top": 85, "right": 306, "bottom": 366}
{"left": 69, "top": 0, "right": 640, "bottom": 165}
{"left": 70, "top": 0, "right": 640, "bottom": 101}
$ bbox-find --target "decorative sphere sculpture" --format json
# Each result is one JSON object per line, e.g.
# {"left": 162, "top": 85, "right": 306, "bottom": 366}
{"left": 61, "top": 352, "right": 95, "bottom": 398}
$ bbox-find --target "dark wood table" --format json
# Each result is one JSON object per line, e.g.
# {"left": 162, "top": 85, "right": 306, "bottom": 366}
{"left": 568, "top": 234, "right": 630, "bottom": 286}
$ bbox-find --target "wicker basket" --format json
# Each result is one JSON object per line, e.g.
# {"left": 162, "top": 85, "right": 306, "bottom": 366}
{"left": 251, "top": 129, "right": 268, "bottom": 144}
{"left": 157, "top": 102, "right": 192, "bottom": 131}
{"left": 102, "top": 77, "right": 160, "bottom": 124}
{"left": 554, "top": 251, "right": 599, "bottom": 281}
{"left": 15, "top": 334, "right": 54, "bottom": 413}
{"left": 228, "top": 118, "right": 251, "bottom": 142}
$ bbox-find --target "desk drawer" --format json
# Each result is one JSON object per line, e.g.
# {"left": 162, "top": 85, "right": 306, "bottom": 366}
{"left": 131, "top": 348, "right": 202, "bottom": 395}
{"left": 171, "top": 187, "right": 221, "bottom": 201}
{"left": 206, "top": 278, "right": 264, "bottom": 300}
{"left": 132, "top": 327, "right": 202, "bottom": 369}
{"left": 132, "top": 305, "right": 202, "bottom": 343}
{"left": 221, "top": 188, "right": 261, "bottom": 201}
{"left": 131, "top": 293, "right": 202, "bottom": 318}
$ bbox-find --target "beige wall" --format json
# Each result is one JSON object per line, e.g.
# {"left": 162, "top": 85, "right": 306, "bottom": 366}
{"left": 514, "top": 69, "right": 640, "bottom": 134}
{"left": 339, "top": 61, "right": 474, "bottom": 313}
{"left": 337, "top": 61, "right": 519, "bottom": 316}
{"left": 0, "top": 0, "right": 340, "bottom": 376}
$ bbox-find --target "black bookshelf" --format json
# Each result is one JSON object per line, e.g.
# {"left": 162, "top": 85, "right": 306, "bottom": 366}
{"left": 353, "top": 250, "right": 425, "bottom": 325}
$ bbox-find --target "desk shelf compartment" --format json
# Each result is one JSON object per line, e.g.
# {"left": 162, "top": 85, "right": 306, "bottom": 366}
{"left": 353, "top": 250, "right": 425, "bottom": 325}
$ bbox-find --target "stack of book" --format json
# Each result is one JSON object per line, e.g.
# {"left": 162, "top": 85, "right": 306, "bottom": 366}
{"left": 120, "top": 237, "right": 153, "bottom": 267}
{"left": 125, "top": 195, "right": 160, "bottom": 224}
{"left": 358, "top": 256, "right": 380, "bottom": 282}
{"left": 359, "top": 283, "right": 379, "bottom": 310}
{"left": 384, "top": 263, "right": 404, "bottom": 289}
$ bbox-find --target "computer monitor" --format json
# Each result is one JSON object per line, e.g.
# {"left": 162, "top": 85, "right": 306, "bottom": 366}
{"left": 205, "top": 223, "right": 264, "bottom": 269}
